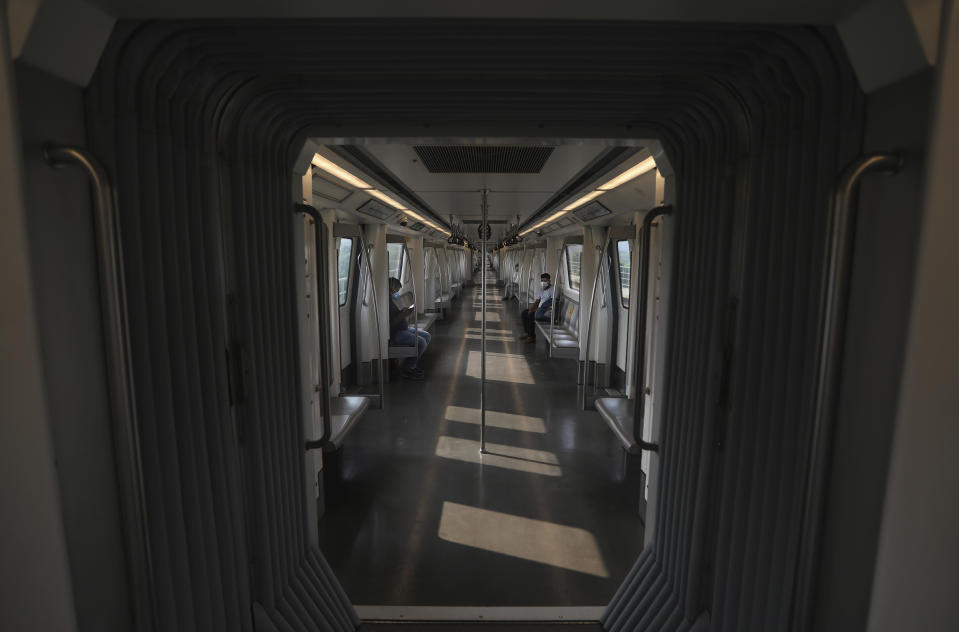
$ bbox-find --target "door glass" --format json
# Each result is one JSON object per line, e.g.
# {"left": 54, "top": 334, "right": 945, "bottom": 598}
{"left": 616, "top": 240, "right": 632, "bottom": 308}
{"left": 566, "top": 244, "right": 583, "bottom": 290}
{"left": 337, "top": 238, "right": 354, "bottom": 306}
{"left": 387, "top": 242, "right": 404, "bottom": 279}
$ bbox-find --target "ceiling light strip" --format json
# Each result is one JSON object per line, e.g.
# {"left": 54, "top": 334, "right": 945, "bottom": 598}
{"left": 311, "top": 154, "right": 373, "bottom": 190}
{"left": 312, "top": 152, "right": 452, "bottom": 235}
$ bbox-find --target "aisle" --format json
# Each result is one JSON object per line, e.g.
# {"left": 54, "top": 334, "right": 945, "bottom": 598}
{"left": 318, "top": 274, "right": 644, "bottom": 607}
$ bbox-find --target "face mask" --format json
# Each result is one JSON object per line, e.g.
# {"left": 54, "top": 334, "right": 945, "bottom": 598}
{"left": 541, "top": 281, "right": 549, "bottom": 289}
{"left": 393, "top": 291, "right": 400, "bottom": 298}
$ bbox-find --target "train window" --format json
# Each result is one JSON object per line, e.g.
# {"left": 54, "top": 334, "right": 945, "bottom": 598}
{"left": 336, "top": 237, "right": 354, "bottom": 306}
{"left": 616, "top": 240, "right": 632, "bottom": 308}
{"left": 387, "top": 242, "right": 404, "bottom": 279}
{"left": 565, "top": 244, "right": 583, "bottom": 290}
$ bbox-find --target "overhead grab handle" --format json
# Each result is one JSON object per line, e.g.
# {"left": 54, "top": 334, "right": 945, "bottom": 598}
{"left": 632, "top": 205, "right": 674, "bottom": 451}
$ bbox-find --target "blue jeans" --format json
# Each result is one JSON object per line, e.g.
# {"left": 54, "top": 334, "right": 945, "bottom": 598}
{"left": 521, "top": 306, "right": 552, "bottom": 337}
{"left": 392, "top": 327, "right": 431, "bottom": 369}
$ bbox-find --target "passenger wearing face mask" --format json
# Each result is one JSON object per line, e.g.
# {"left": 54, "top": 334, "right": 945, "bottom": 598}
{"left": 388, "top": 276, "right": 431, "bottom": 380}
{"left": 519, "top": 273, "right": 554, "bottom": 343}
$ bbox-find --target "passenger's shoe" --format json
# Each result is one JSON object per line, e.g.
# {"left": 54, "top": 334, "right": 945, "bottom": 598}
{"left": 402, "top": 367, "right": 424, "bottom": 380}
{"left": 525, "top": 336, "right": 536, "bottom": 344}
{"left": 518, "top": 334, "right": 531, "bottom": 341}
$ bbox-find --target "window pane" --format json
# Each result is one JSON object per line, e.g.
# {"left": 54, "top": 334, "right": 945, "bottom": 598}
{"left": 617, "top": 240, "right": 632, "bottom": 308}
{"left": 337, "top": 238, "right": 354, "bottom": 306}
{"left": 566, "top": 244, "right": 583, "bottom": 290}
{"left": 386, "top": 243, "right": 404, "bottom": 279}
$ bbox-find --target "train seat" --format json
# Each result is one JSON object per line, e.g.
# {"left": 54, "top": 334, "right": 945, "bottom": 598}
{"left": 535, "top": 296, "right": 580, "bottom": 358}
{"left": 416, "top": 313, "right": 438, "bottom": 331}
{"left": 433, "top": 295, "right": 451, "bottom": 318}
{"left": 388, "top": 343, "right": 418, "bottom": 359}
{"left": 594, "top": 397, "right": 641, "bottom": 454}
{"left": 327, "top": 395, "right": 373, "bottom": 450}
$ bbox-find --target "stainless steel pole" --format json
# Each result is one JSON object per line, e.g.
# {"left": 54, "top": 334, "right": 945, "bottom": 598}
{"left": 580, "top": 232, "right": 613, "bottom": 409}
{"left": 480, "top": 189, "right": 488, "bottom": 453}
{"left": 357, "top": 235, "right": 385, "bottom": 405}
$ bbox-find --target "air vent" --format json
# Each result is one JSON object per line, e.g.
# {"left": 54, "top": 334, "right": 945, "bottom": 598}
{"left": 573, "top": 200, "right": 612, "bottom": 222}
{"left": 414, "top": 146, "right": 553, "bottom": 173}
{"left": 355, "top": 199, "right": 394, "bottom": 221}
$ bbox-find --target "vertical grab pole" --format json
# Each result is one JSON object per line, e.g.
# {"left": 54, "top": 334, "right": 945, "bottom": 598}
{"left": 405, "top": 241, "right": 418, "bottom": 352}
{"left": 580, "top": 233, "right": 613, "bottom": 410}
{"left": 357, "top": 233, "right": 385, "bottom": 405}
{"left": 44, "top": 145, "right": 156, "bottom": 632}
{"left": 791, "top": 152, "right": 901, "bottom": 631}
{"left": 550, "top": 241, "right": 564, "bottom": 360}
{"left": 480, "top": 189, "right": 489, "bottom": 454}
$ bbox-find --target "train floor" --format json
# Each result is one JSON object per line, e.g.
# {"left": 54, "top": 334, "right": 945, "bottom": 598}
{"left": 318, "top": 271, "right": 645, "bottom": 608}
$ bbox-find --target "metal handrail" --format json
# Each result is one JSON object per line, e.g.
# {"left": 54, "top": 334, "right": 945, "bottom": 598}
{"left": 548, "top": 244, "right": 563, "bottom": 358}
{"left": 580, "top": 232, "right": 613, "bottom": 409}
{"left": 357, "top": 234, "right": 385, "bottom": 404}
{"left": 791, "top": 152, "right": 901, "bottom": 631}
{"left": 44, "top": 145, "right": 156, "bottom": 631}
{"left": 296, "top": 205, "right": 335, "bottom": 451}
{"left": 404, "top": 241, "right": 418, "bottom": 345}
{"left": 524, "top": 245, "right": 534, "bottom": 308}
{"left": 632, "top": 205, "right": 673, "bottom": 450}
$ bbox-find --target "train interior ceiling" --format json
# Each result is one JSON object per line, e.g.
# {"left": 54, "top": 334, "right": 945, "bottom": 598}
{"left": 2, "top": 3, "right": 958, "bottom": 632}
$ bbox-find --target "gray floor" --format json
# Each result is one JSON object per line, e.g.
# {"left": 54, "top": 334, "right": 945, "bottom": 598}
{"left": 319, "top": 274, "right": 644, "bottom": 607}
{"left": 360, "top": 624, "right": 604, "bottom": 631}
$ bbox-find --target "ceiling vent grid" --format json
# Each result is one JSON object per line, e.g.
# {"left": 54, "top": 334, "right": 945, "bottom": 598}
{"left": 414, "top": 146, "right": 553, "bottom": 173}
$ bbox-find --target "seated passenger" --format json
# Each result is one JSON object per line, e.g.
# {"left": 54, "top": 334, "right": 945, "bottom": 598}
{"left": 519, "top": 273, "right": 553, "bottom": 343}
{"left": 389, "top": 276, "right": 431, "bottom": 380}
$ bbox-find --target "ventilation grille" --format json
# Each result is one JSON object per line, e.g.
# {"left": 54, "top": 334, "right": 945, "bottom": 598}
{"left": 414, "top": 146, "right": 553, "bottom": 173}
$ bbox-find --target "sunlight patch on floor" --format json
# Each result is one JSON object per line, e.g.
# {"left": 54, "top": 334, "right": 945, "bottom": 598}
{"left": 445, "top": 405, "right": 547, "bottom": 434}
{"left": 475, "top": 311, "right": 502, "bottom": 322}
{"left": 435, "top": 436, "right": 561, "bottom": 477}
{"left": 466, "top": 351, "right": 533, "bottom": 384}
{"left": 464, "top": 334, "right": 514, "bottom": 342}
{"left": 438, "top": 501, "right": 609, "bottom": 578}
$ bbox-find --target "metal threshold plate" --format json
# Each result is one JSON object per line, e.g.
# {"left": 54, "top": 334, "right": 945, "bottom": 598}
{"left": 355, "top": 606, "right": 605, "bottom": 622}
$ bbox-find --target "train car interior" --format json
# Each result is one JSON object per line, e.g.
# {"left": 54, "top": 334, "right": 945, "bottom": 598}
{"left": 2, "top": 2, "right": 957, "bottom": 632}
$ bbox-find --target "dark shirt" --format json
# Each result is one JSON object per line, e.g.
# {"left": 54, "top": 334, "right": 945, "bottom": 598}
{"left": 389, "top": 298, "right": 408, "bottom": 339}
